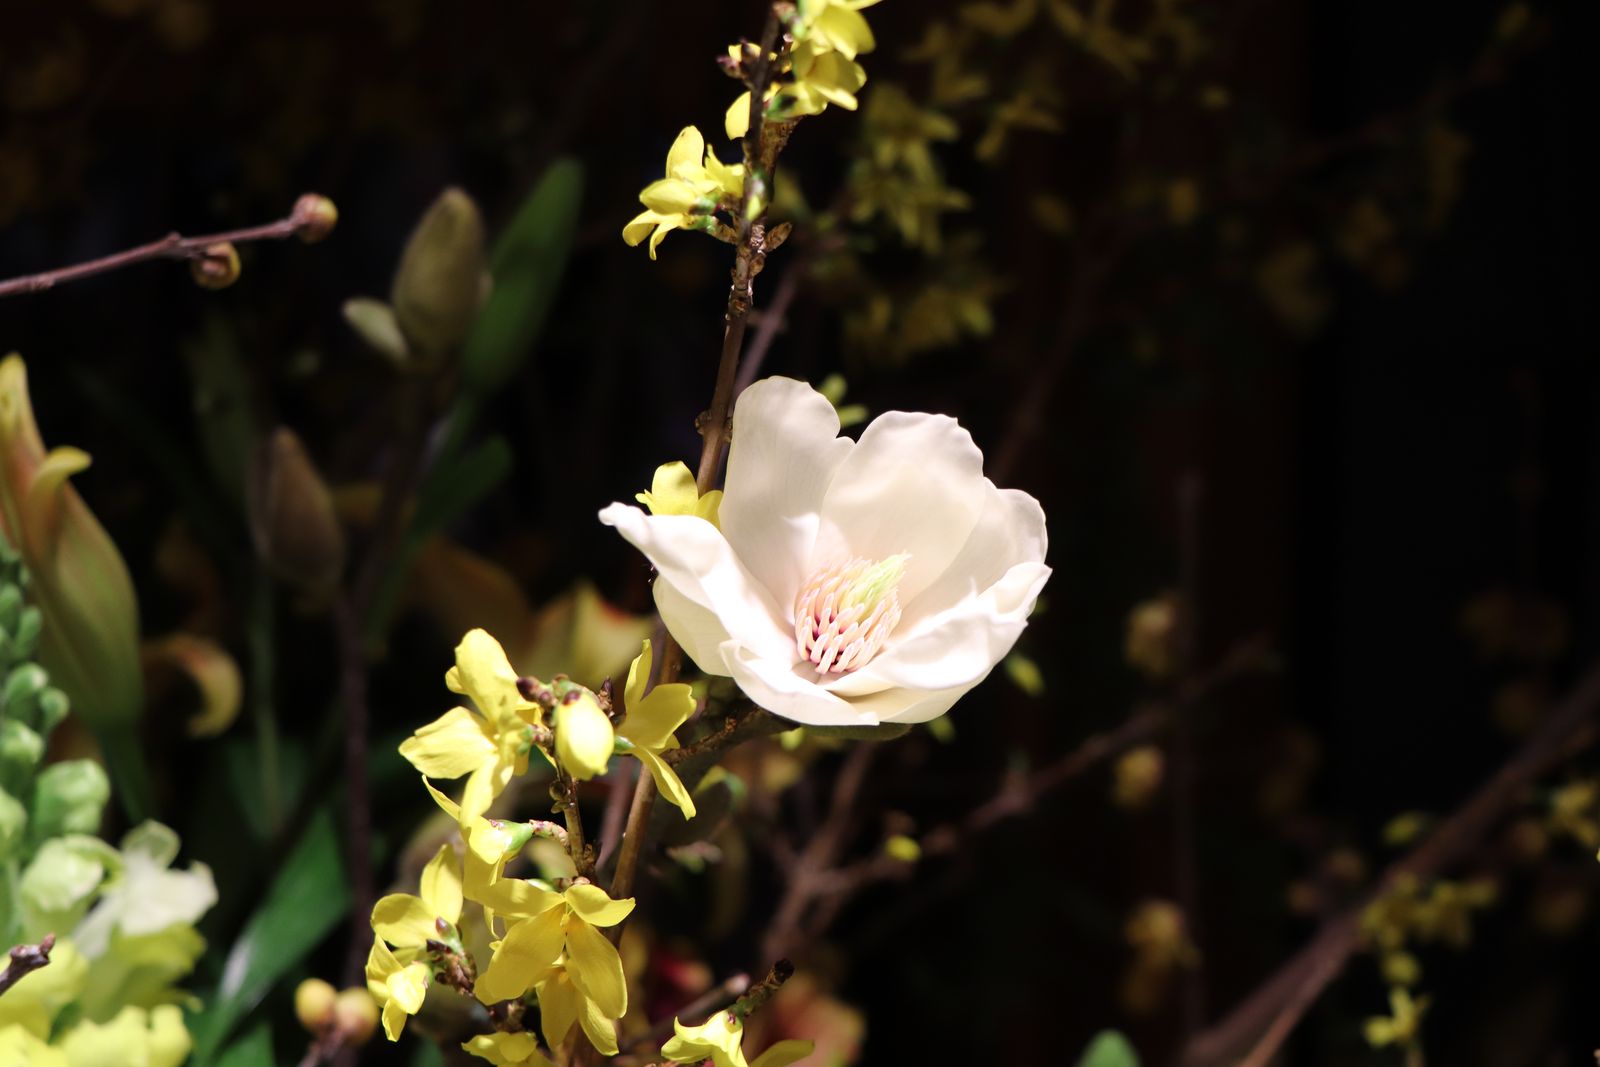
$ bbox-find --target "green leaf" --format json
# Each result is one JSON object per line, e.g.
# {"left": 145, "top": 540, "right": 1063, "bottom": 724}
{"left": 189, "top": 807, "right": 349, "bottom": 1066}
{"left": 213, "top": 1023, "right": 274, "bottom": 1067}
{"left": 1075, "top": 1030, "right": 1141, "bottom": 1067}
{"left": 461, "top": 158, "right": 583, "bottom": 394}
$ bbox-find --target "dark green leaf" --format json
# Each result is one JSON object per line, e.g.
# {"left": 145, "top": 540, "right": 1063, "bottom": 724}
{"left": 213, "top": 1023, "right": 274, "bottom": 1067}
{"left": 461, "top": 158, "right": 583, "bottom": 394}
{"left": 804, "top": 722, "right": 913, "bottom": 742}
{"left": 189, "top": 807, "right": 349, "bottom": 1066}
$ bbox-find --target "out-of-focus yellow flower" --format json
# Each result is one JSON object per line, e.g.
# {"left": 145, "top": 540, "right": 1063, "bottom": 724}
{"left": 1364, "top": 987, "right": 1428, "bottom": 1049}
{"left": 1549, "top": 779, "right": 1600, "bottom": 849}
{"left": 624, "top": 127, "right": 744, "bottom": 259}
{"left": 399, "top": 630, "right": 542, "bottom": 825}
{"left": 794, "top": 0, "right": 881, "bottom": 59}
{"left": 661, "top": 1008, "right": 813, "bottom": 1067}
{"left": 0, "top": 355, "right": 143, "bottom": 737}
{"left": 1125, "top": 594, "right": 1179, "bottom": 681}
{"left": 461, "top": 1031, "right": 554, "bottom": 1067}
{"left": 637, "top": 462, "right": 722, "bottom": 526}
{"left": 1113, "top": 746, "right": 1165, "bottom": 809}
{"left": 617, "top": 640, "right": 697, "bottom": 817}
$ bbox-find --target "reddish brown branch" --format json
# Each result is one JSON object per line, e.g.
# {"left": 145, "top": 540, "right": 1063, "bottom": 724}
{"left": 1183, "top": 659, "right": 1600, "bottom": 1067}
{"left": 0, "top": 194, "right": 334, "bottom": 298}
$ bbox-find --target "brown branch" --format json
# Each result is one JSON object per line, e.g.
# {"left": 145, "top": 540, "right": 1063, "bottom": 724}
{"left": 770, "top": 636, "right": 1272, "bottom": 949}
{"left": 1182, "top": 658, "right": 1600, "bottom": 1067}
{"left": 609, "top": 2, "right": 787, "bottom": 909}
{"left": 0, "top": 934, "right": 55, "bottom": 999}
{"left": 0, "top": 194, "right": 335, "bottom": 298}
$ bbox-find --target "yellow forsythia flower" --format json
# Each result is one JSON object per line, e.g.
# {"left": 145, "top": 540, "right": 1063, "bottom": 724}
{"left": 623, "top": 127, "right": 743, "bottom": 258}
{"left": 661, "top": 1008, "right": 814, "bottom": 1067}
{"left": 367, "top": 845, "right": 464, "bottom": 1041}
{"left": 636, "top": 461, "right": 722, "bottom": 526}
{"left": 617, "top": 640, "right": 697, "bottom": 817}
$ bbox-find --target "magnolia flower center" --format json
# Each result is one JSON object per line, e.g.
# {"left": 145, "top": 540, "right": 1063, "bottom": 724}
{"left": 793, "top": 555, "right": 909, "bottom": 674}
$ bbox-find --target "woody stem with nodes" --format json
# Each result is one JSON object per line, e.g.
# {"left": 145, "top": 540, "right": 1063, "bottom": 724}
{"left": 0, "top": 194, "right": 337, "bottom": 298}
{"left": 608, "top": 1, "right": 789, "bottom": 910}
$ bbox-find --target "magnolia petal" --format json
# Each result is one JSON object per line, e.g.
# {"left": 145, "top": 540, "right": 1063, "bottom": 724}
{"left": 720, "top": 640, "right": 878, "bottom": 727}
{"left": 371, "top": 893, "right": 437, "bottom": 948}
{"left": 420, "top": 843, "right": 464, "bottom": 926}
{"left": 475, "top": 907, "right": 565, "bottom": 1004}
{"left": 810, "top": 409, "right": 988, "bottom": 605}
{"left": 597, "top": 506, "right": 791, "bottom": 663}
{"left": 562, "top": 883, "right": 636, "bottom": 928}
{"left": 899, "top": 484, "right": 1047, "bottom": 627}
{"left": 399, "top": 707, "right": 496, "bottom": 779}
{"left": 823, "top": 561, "right": 1051, "bottom": 696}
{"left": 636, "top": 746, "right": 697, "bottom": 819}
{"left": 651, "top": 578, "right": 739, "bottom": 676}
{"left": 851, "top": 677, "right": 982, "bottom": 725}
{"left": 564, "top": 917, "right": 628, "bottom": 1018}
{"left": 720, "top": 377, "right": 853, "bottom": 605}
{"left": 750, "top": 1039, "right": 817, "bottom": 1067}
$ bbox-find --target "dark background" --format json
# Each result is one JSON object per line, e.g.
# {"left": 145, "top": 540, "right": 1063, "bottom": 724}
{"left": 1, "top": 0, "right": 1594, "bottom": 1063}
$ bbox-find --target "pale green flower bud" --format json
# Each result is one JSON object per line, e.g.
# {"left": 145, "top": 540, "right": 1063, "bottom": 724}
{"left": 30, "top": 759, "right": 110, "bottom": 842}
{"left": 0, "top": 356, "right": 144, "bottom": 735}
{"left": 0, "top": 718, "right": 44, "bottom": 794}
{"left": 391, "top": 188, "right": 489, "bottom": 363}
{"left": 0, "top": 785, "right": 27, "bottom": 860}
{"left": 555, "top": 690, "right": 614, "bottom": 781}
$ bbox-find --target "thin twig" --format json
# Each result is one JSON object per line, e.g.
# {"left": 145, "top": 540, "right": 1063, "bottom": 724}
{"left": 0, "top": 194, "right": 333, "bottom": 298}
{"left": 1183, "top": 659, "right": 1600, "bottom": 1067}
{"left": 1172, "top": 473, "right": 1208, "bottom": 1039}
{"left": 732, "top": 257, "right": 806, "bottom": 398}
{"left": 0, "top": 934, "right": 55, "bottom": 999}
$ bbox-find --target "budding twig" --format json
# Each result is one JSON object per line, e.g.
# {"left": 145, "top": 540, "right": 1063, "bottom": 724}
{"left": 0, "top": 934, "right": 56, "bottom": 999}
{"left": 0, "top": 194, "right": 336, "bottom": 298}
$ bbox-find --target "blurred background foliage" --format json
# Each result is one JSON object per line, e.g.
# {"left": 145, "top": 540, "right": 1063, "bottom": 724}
{"left": 0, "top": 0, "right": 1592, "bottom": 1064}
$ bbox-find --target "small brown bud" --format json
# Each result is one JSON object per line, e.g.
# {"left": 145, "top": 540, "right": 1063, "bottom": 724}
{"left": 190, "top": 242, "right": 241, "bottom": 290}
{"left": 292, "top": 193, "right": 339, "bottom": 244}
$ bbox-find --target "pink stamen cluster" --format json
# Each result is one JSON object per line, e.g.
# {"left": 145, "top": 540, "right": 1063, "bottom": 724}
{"left": 793, "top": 556, "right": 906, "bottom": 674}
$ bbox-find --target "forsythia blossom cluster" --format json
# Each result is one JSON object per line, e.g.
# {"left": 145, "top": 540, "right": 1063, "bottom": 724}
{"left": 368, "top": 630, "right": 697, "bottom": 1061}
{"left": 624, "top": 0, "right": 884, "bottom": 258}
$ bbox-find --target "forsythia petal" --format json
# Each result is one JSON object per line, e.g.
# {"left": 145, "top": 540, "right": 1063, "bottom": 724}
{"left": 398, "top": 707, "right": 496, "bottom": 778}
{"left": 563, "top": 918, "right": 629, "bottom": 1019}
{"left": 562, "top": 883, "right": 636, "bottom": 928}
{"left": 370, "top": 893, "right": 437, "bottom": 948}
{"left": 474, "top": 907, "right": 565, "bottom": 1004}
{"left": 636, "top": 747, "right": 697, "bottom": 818}
{"left": 420, "top": 843, "right": 464, "bottom": 926}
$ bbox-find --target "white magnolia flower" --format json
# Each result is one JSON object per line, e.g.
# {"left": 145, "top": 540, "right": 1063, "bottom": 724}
{"left": 598, "top": 377, "right": 1049, "bottom": 726}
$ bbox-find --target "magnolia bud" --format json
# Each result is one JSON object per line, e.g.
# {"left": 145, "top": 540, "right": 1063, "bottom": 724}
{"left": 29, "top": 759, "right": 110, "bottom": 842}
{"left": 332, "top": 988, "right": 379, "bottom": 1045}
{"left": 391, "top": 188, "right": 489, "bottom": 362}
{"left": 248, "top": 428, "right": 346, "bottom": 594}
{"left": 555, "top": 690, "right": 614, "bottom": 781}
{"left": 0, "top": 356, "right": 144, "bottom": 736}
{"left": 294, "top": 977, "right": 338, "bottom": 1032}
{"left": 292, "top": 194, "right": 339, "bottom": 244}
{"left": 190, "top": 242, "right": 242, "bottom": 290}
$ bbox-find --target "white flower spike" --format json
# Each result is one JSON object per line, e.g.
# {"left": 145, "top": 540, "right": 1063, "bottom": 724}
{"left": 599, "top": 377, "right": 1049, "bottom": 727}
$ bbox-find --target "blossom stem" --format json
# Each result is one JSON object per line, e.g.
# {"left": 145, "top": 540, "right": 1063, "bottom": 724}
{"left": 611, "top": 2, "right": 788, "bottom": 911}
{"left": 0, "top": 194, "right": 333, "bottom": 298}
{"left": 0, "top": 934, "right": 55, "bottom": 1000}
